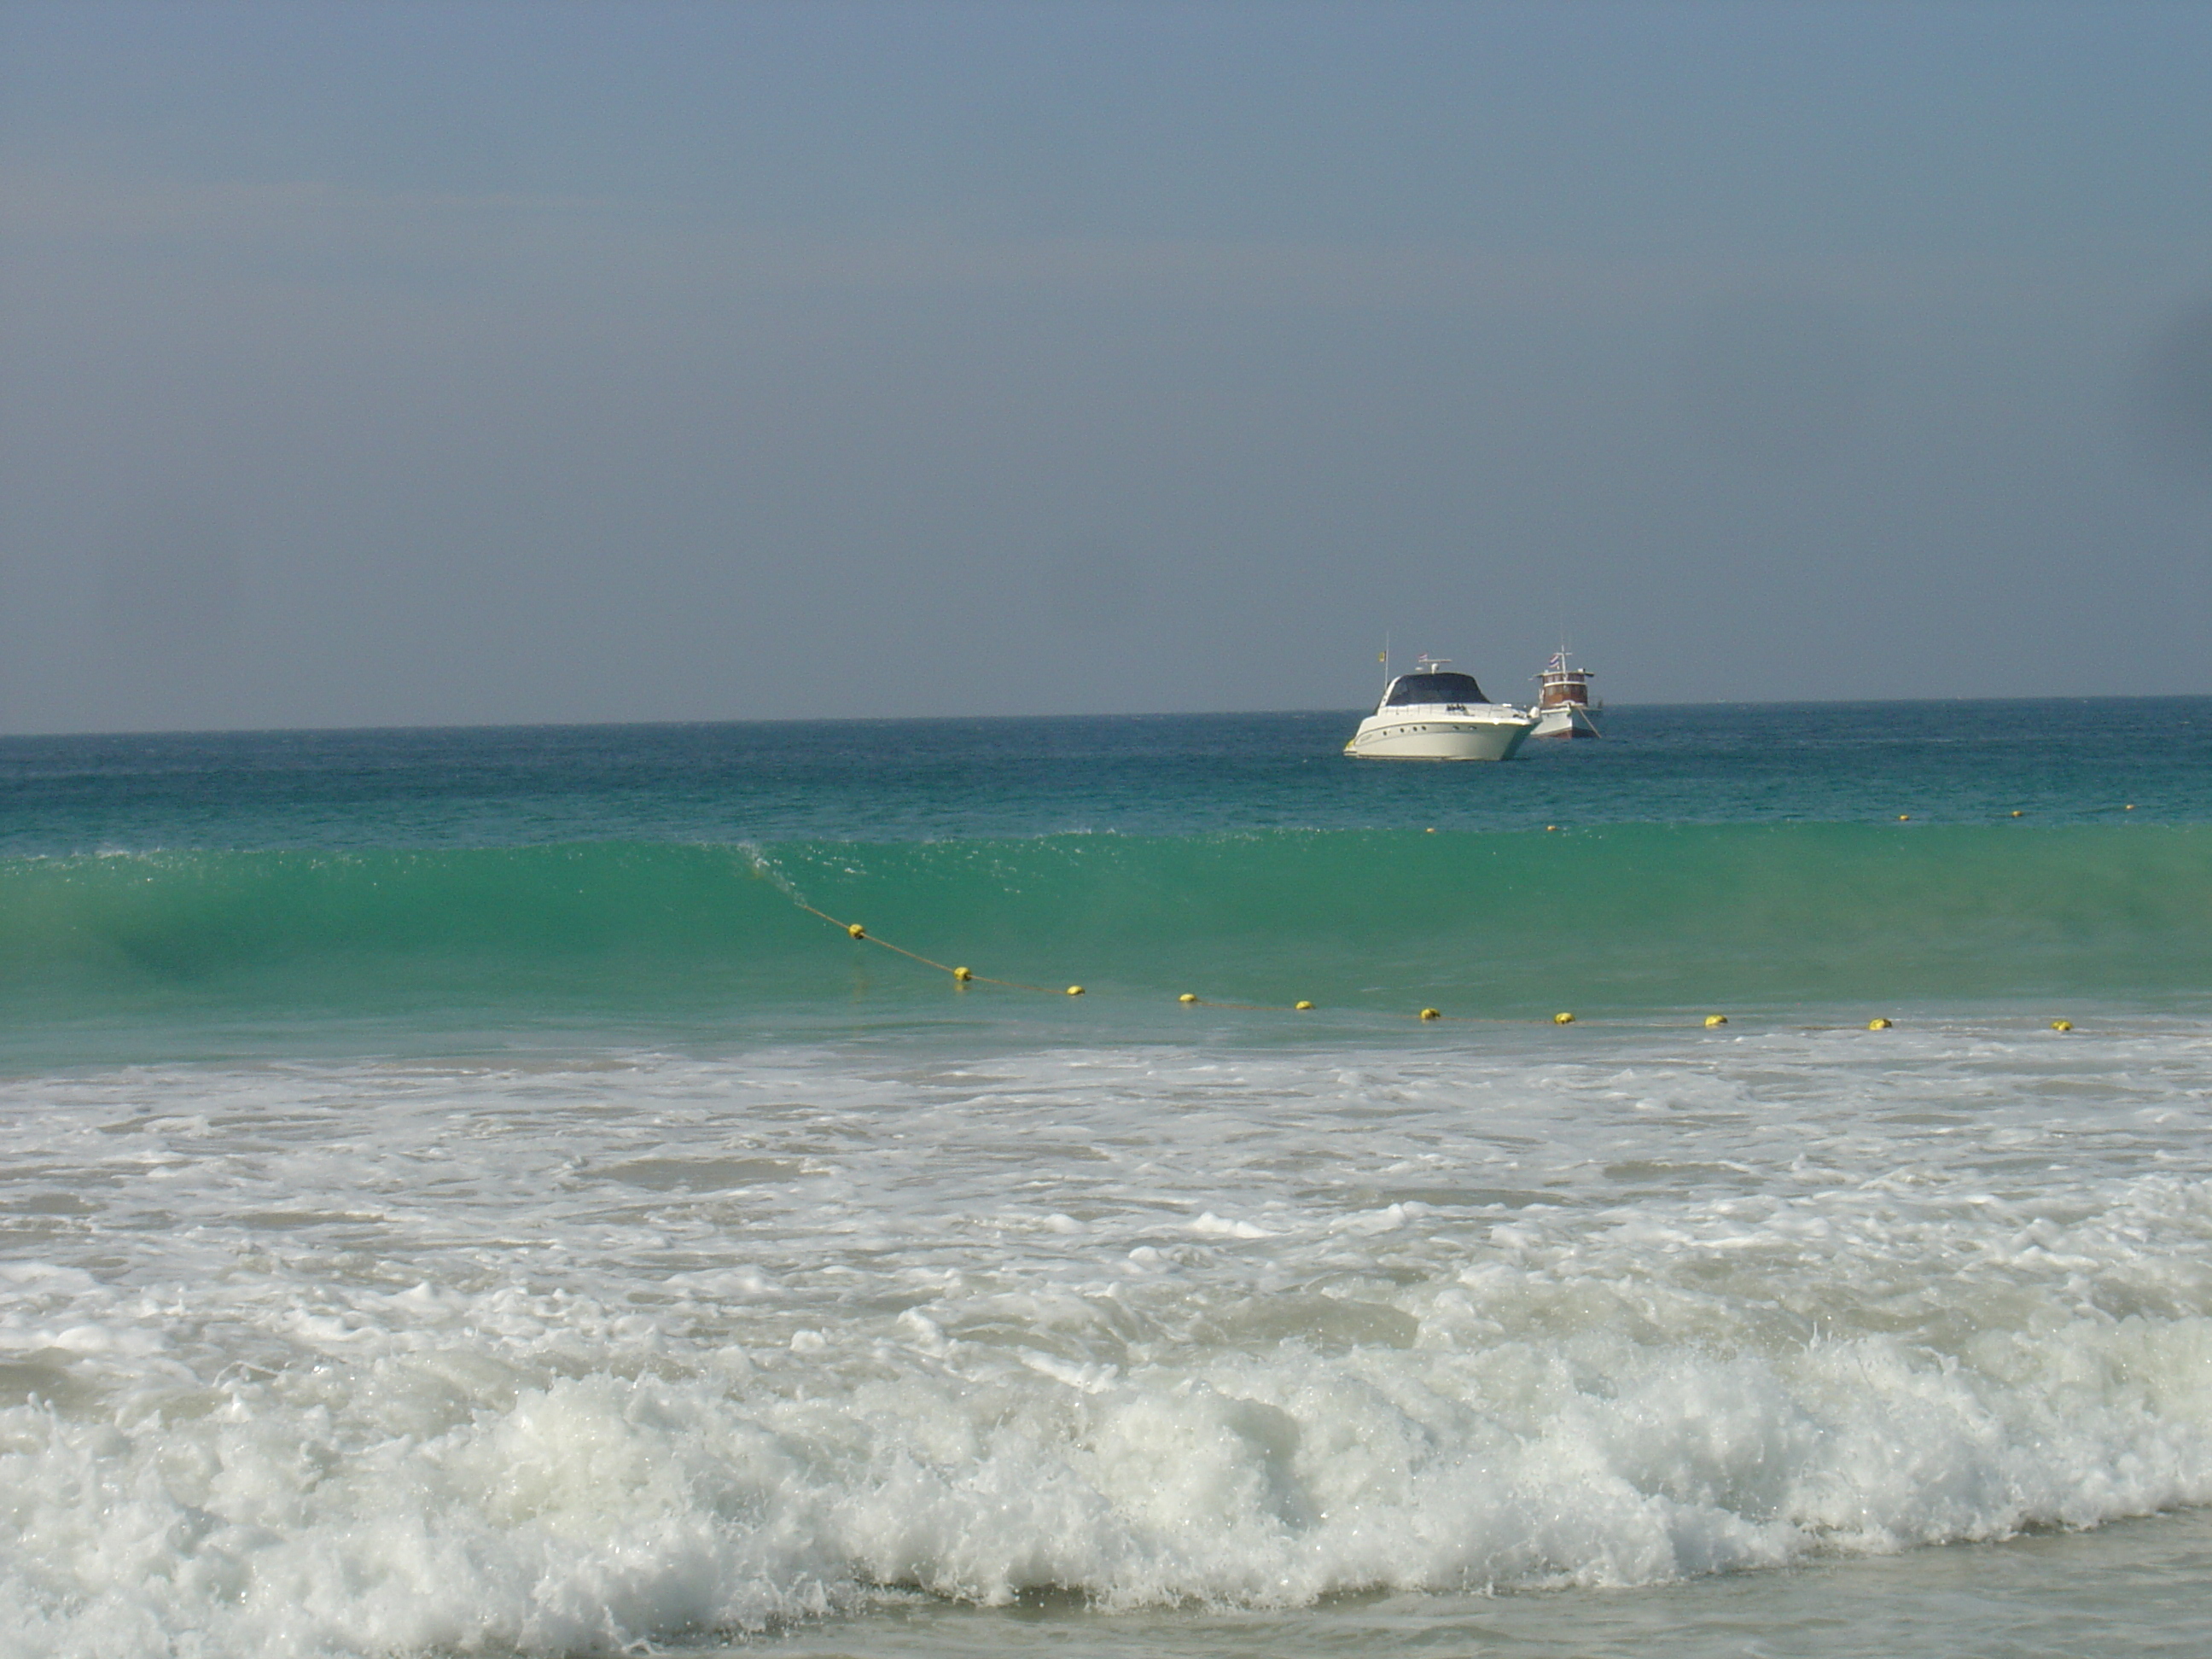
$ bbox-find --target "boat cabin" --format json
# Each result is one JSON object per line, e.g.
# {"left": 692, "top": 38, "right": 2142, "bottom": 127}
{"left": 1538, "top": 671, "right": 1595, "bottom": 708}
{"left": 1384, "top": 671, "right": 1491, "bottom": 708}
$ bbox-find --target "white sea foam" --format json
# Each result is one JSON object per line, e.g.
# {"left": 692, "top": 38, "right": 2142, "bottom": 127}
{"left": 3, "top": 1023, "right": 2212, "bottom": 1656}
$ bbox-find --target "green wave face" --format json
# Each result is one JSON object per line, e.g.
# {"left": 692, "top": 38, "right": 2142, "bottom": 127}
{"left": 7, "top": 824, "right": 2211, "bottom": 1029}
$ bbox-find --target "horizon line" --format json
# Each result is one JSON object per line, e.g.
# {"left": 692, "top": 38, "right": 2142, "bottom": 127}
{"left": 4, "top": 691, "right": 2210, "bottom": 742}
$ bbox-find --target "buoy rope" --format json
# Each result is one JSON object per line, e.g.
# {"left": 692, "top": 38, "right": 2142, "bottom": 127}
{"left": 789, "top": 899, "right": 1070, "bottom": 995}
{"left": 781, "top": 891, "right": 2070, "bottom": 1033}
{"left": 795, "top": 898, "right": 1656, "bottom": 1025}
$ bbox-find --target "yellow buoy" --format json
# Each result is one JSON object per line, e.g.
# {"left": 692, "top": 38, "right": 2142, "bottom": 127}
{"left": 2051, "top": 1019, "right": 2073, "bottom": 1032}
{"left": 1545, "top": 824, "right": 1558, "bottom": 832}
{"left": 1897, "top": 814, "right": 1909, "bottom": 821}
{"left": 953, "top": 966, "right": 972, "bottom": 981}
{"left": 1178, "top": 992, "right": 1199, "bottom": 1004}
{"left": 1425, "top": 826, "right": 1436, "bottom": 834}
{"left": 1704, "top": 1014, "right": 1728, "bottom": 1027}
{"left": 1553, "top": 1011, "right": 1575, "bottom": 1025}
{"left": 2126, "top": 803, "right": 2136, "bottom": 811}
{"left": 1295, "top": 1000, "right": 1314, "bottom": 1010}
{"left": 1066, "top": 985, "right": 1085, "bottom": 997}
{"left": 1419, "top": 1008, "right": 1441, "bottom": 1022}
{"left": 2011, "top": 810, "right": 2023, "bottom": 818}
{"left": 1868, "top": 1017, "right": 1894, "bottom": 1030}
{"left": 847, "top": 923, "right": 866, "bottom": 939}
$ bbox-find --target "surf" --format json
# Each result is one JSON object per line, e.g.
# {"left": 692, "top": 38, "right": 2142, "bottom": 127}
{"left": 7, "top": 1032, "right": 2212, "bottom": 1652}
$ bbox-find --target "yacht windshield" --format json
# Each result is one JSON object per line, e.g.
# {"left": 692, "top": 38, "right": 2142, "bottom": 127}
{"left": 1384, "top": 672, "right": 1489, "bottom": 706}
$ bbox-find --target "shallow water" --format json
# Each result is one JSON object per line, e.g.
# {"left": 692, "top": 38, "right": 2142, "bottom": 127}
{"left": 760, "top": 1508, "right": 2212, "bottom": 1658}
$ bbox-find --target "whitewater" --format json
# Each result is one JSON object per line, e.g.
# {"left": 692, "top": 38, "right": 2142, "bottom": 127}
{"left": 5, "top": 702, "right": 2212, "bottom": 1656}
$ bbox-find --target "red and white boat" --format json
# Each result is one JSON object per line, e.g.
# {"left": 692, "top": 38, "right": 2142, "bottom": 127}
{"left": 1530, "top": 650, "right": 1602, "bottom": 739}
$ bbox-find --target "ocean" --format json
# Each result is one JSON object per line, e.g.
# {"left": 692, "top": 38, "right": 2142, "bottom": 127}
{"left": 5, "top": 700, "right": 2212, "bottom": 1656}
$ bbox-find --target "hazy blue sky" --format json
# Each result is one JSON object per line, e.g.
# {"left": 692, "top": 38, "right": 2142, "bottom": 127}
{"left": 3, "top": 1, "right": 2210, "bottom": 731}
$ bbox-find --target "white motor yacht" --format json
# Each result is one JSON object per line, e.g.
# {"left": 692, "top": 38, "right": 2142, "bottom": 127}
{"left": 1345, "top": 655, "right": 1537, "bottom": 761}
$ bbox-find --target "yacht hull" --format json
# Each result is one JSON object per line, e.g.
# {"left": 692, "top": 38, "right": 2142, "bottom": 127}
{"left": 1345, "top": 713, "right": 1535, "bottom": 761}
{"left": 1530, "top": 703, "right": 1602, "bottom": 740}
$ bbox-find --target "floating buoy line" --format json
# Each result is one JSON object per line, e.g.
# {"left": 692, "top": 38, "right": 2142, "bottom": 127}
{"left": 788, "top": 896, "right": 2076, "bottom": 1035}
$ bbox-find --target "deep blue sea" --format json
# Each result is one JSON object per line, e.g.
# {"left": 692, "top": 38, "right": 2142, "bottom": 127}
{"left": 5, "top": 701, "right": 2212, "bottom": 1656}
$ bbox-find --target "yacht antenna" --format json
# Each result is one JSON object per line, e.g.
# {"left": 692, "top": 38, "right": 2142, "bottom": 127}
{"left": 1380, "top": 632, "right": 1390, "bottom": 692}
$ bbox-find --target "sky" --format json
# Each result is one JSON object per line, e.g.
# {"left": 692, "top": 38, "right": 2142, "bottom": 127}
{"left": 3, "top": 0, "right": 2210, "bottom": 731}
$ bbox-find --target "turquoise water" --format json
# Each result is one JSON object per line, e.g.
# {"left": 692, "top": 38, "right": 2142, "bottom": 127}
{"left": 6, "top": 701, "right": 2212, "bottom": 1658}
{"left": 6, "top": 699, "right": 2211, "bottom": 1060}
